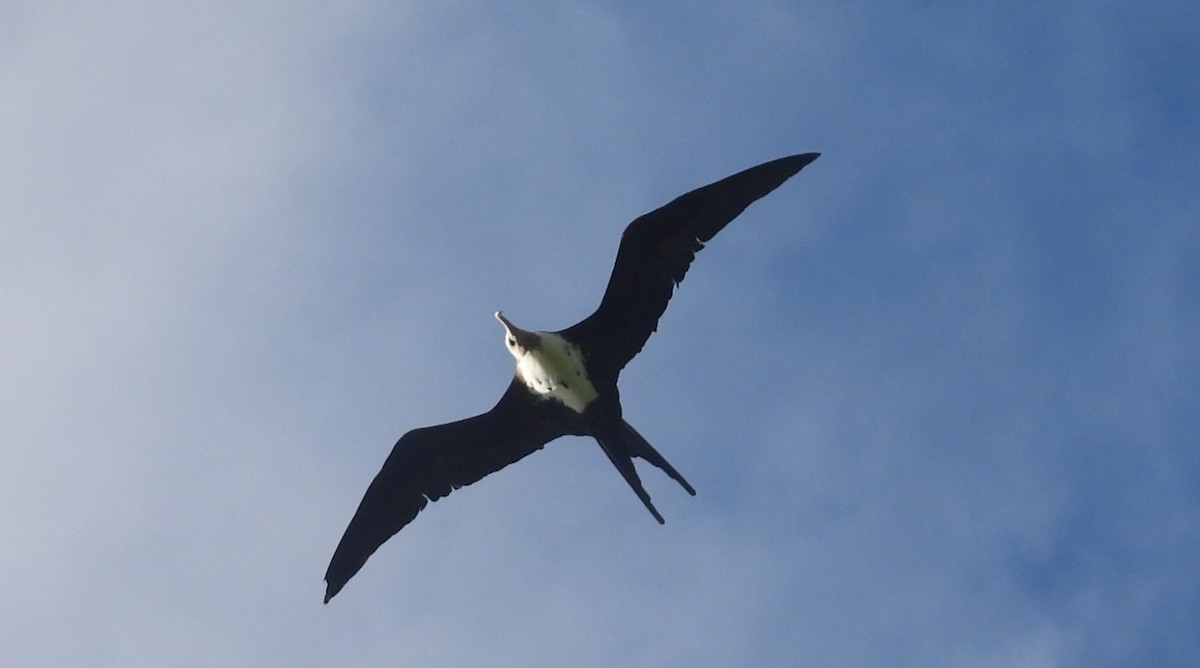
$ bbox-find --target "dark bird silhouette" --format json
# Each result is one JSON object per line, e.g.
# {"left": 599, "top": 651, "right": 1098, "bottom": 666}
{"left": 324, "top": 153, "right": 820, "bottom": 603}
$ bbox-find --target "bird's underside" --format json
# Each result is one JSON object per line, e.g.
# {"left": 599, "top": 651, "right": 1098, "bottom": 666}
{"left": 324, "top": 152, "right": 819, "bottom": 603}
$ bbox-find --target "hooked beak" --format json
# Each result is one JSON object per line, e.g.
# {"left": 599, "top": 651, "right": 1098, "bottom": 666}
{"left": 495, "top": 311, "right": 534, "bottom": 353}
{"left": 494, "top": 311, "right": 512, "bottom": 331}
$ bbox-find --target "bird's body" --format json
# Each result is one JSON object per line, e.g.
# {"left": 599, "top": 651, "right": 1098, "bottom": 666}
{"left": 505, "top": 319, "right": 598, "bottom": 414}
{"left": 324, "top": 153, "right": 820, "bottom": 603}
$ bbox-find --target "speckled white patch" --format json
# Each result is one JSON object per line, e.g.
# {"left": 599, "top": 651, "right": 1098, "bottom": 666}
{"left": 514, "top": 332, "right": 597, "bottom": 413}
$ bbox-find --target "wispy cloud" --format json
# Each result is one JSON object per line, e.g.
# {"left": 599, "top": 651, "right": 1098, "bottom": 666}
{"left": 3, "top": 2, "right": 1196, "bottom": 666}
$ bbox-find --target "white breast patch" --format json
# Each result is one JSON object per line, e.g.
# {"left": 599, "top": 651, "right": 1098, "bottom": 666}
{"left": 515, "top": 333, "right": 598, "bottom": 414}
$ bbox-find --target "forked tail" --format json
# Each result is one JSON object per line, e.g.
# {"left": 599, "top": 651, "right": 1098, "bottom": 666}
{"left": 594, "top": 421, "right": 696, "bottom": 524}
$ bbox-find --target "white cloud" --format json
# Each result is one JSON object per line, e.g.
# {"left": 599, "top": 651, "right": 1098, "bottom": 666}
{"left": 2, "top": 2, "right": 1196, "bottom": 665}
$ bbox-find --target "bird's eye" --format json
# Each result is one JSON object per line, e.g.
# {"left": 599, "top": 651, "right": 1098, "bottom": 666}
{"left": 507, "top": 337, "right": 516, "bottom": 346}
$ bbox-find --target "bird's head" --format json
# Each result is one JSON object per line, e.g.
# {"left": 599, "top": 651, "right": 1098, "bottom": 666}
{"left": 495, "top": 311, "right": 538, "bottom": 360}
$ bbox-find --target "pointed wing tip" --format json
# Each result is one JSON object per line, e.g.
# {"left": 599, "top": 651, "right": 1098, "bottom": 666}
{"left": 788, "top": 152, "right": 821, "bottom": 169}
{"left": 324, "top": 563, "right": 350, "bottom": 603}
{"left": 759, "top": 152, "right": 820, "bottom": 184}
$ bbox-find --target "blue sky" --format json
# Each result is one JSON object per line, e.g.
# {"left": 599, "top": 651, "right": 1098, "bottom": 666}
{"left": 3, "top": 2, "right": 1197, "bottom": 665}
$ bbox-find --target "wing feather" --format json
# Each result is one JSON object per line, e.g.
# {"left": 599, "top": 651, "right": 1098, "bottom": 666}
{"left": 562, "top": 153, "right": 819, "bottom": 371}
{"left": 323, "top": 378, "right": 578, "bottom": 602}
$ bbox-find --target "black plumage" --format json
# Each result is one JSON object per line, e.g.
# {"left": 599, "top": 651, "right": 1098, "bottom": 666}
{"left": 324, "top": 153, "right": 819, "bottom": 603}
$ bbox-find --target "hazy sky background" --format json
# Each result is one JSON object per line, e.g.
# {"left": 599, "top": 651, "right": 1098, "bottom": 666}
{"left": 3, "top": 2, "right": 1197, "bottom": 666}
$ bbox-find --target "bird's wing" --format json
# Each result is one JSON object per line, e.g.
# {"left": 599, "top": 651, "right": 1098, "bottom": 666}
{"left": 323, "top": 377, "right": 578, "bottom": 603}
{"left": 561, "top": 153, "right": 819, "bottom": 372}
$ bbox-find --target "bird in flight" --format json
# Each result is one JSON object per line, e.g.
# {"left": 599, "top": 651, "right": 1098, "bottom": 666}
{"left": 324, "top": 153, "right": 820, "bottom": 603}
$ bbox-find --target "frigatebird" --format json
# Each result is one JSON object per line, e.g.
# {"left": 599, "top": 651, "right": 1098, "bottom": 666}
{"left": 324, "top": 153, "right": 819, "bottom": 602}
